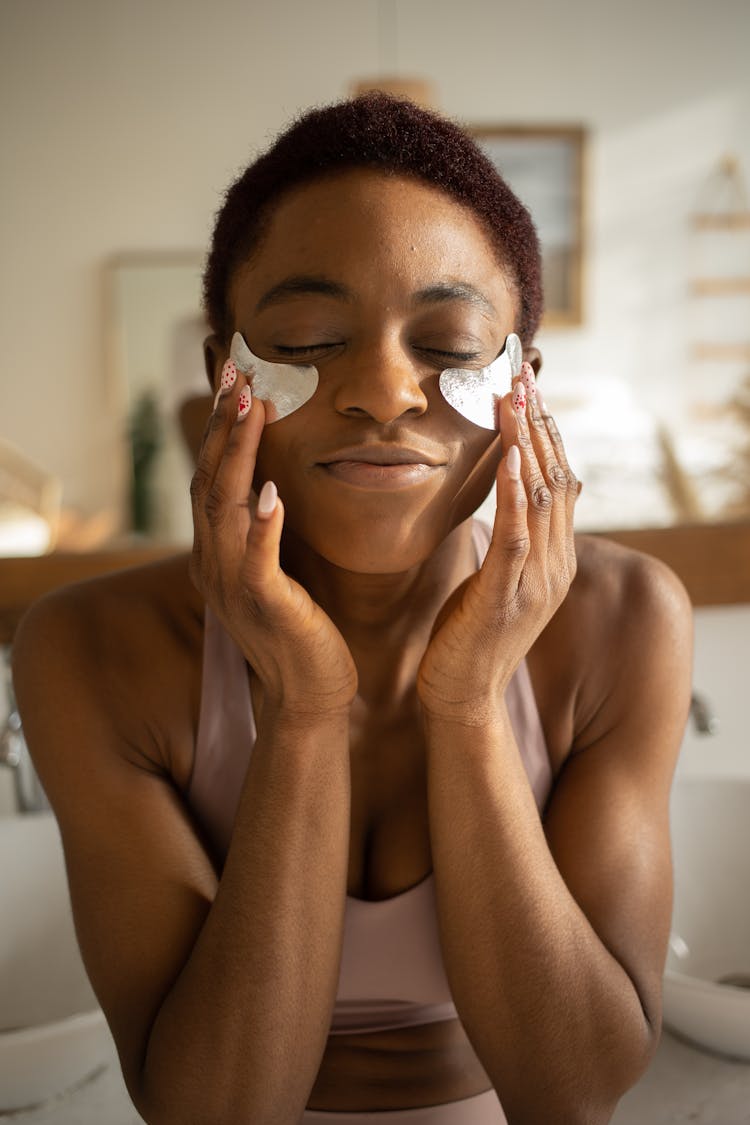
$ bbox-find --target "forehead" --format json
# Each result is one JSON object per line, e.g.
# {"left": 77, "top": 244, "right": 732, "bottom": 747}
{"left": 232, "top": 169, "right": 513, "bottom": 306}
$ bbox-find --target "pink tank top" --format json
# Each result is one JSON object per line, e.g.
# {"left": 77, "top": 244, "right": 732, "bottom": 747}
{"left": 186, "top": 520, "right": 552, "bottom": 1036}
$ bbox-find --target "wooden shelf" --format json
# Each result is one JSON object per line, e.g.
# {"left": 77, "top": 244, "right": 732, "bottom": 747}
{"left": 690, "top": 277, "right": 750, "bottom": 297}
{"left": 1, "top": 528, "right": 749, "bottom": 648}
{"left": 690, "top": 212, "right": 750, "bottom": 230}
{"left": 691, "top": 342, "right": 750, "bottom": 362}
{"left": 0, "top": 544, "right": 181, "bottom": 646}
{"left": 594, "top": 522, "right": 750, "bottom": 607}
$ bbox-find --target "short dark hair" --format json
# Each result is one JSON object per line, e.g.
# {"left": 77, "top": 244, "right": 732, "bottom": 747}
{"left": 203, "top": 92, "right": 543, "bottom": 345}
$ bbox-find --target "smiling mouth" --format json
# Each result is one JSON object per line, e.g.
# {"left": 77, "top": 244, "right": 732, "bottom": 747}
{"left": 317, "top": 445, "right": 447, "bottom": 488}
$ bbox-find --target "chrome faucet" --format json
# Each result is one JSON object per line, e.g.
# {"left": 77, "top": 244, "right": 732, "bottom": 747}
{"left": 689, "top": 691, "right": 719, "bottom": 735}
{"left": 0, "top": 646, "right": 51, "bottom": 814}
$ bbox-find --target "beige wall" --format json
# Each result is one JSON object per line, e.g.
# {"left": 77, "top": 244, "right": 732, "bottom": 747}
{"left": 2, "top": 0, "right": 749, "bottom": 515}
{"left": 1, "top": 1, "right": 749, "bottom": 785}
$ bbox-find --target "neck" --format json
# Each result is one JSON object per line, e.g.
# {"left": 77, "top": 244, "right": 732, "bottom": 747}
{"left": 281, "top": 519, "right": 478, "bottom": 709}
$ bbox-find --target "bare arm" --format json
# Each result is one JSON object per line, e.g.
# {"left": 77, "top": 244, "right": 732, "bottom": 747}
{"left": 14, "top": 375, "right": 359, "bottom": 1124}
{"left": 140, "top": 705, "right": 352, "bottom": 1123}
{"left": 13, "top": 593, "right": 351, "bottom": 1125}
{"left": 417, "top": 372, "right": 692, "bottom": 1123}
{"left": 423, "top": 558, "right": 691, "bottom": 1124}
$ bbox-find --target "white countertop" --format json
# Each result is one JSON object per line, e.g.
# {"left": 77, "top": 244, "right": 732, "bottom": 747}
{"left": 3, "top": 1028, "right": 749, "bottom": 1124}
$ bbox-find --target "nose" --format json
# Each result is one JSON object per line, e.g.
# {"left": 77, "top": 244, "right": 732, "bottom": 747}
{"left": 331, "top": 342, "right": 429, "bottom": 424}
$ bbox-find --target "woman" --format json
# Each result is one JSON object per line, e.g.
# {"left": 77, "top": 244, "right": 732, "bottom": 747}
{"left": 13, "top": 94, "right": 692, "bottom": 1124}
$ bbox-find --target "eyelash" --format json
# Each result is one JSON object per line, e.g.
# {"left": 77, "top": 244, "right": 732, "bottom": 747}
{"left": 428, "top": 350, "right": 482, "bottom": 363}
{"left": 274, "top": 345, "right": 482, "bottom": 363}
{"left": 274, "top": 345, "right": 329, "bottom": 356}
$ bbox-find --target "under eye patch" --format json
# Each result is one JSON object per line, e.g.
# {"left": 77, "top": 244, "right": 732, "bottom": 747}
{"left": 438, "top": 333, "right": 523, "bottom": 429}
{"left": 230, "top": 332, "right": 319, "bottom": 423}
{"left": 230, "top": 331, "right": 522, "bottom": 428}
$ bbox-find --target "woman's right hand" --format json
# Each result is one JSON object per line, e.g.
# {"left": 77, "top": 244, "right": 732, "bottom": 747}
{"left": 189, "top": 364, "right": 358, "bottom": 720}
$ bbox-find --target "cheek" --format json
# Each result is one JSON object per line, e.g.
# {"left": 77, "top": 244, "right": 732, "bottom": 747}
{"left": 444, "top": 425, "right": 503, "bottom": 523}
{"left": 252, "top": 429, "right": 289, "bottom": 494}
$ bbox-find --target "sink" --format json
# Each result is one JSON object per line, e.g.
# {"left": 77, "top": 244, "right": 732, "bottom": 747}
{"left": 663, "top": 776, "right": 750, "bottom": 1061}
{"left": 0, "top": 812, "right": 111, "bottom": 1110}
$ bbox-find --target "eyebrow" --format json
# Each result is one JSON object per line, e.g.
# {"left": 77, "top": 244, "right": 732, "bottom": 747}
{"left": 254, "top": 274, "right": 497, "bottom": 318}
{"left": 254, "top": 275, "right": 353, "bottom": 314}
{"left": 412, "top": 282, "right": 497, "bottom": 317}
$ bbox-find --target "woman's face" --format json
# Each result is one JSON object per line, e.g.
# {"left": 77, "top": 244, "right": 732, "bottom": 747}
{"left": 228, "top": 168, "right": 519, "bottom": 573}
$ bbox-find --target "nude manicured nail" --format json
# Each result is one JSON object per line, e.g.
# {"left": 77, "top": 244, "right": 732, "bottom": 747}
{"left": 256, "top": 480, "right": 277, "bottom": 518}
{"left": 507, "top": 444, "right": 521, "bottom": 480}
{"left": 237, "top": 386, "right": 252, "bottom": 419}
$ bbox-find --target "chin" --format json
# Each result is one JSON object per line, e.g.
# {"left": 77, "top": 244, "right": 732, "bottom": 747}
{"left": 285, "top": 501, "right": 460, "bottom": 575}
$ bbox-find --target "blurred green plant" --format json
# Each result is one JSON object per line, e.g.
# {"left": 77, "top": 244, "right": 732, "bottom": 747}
{"left": 128, "top": 390, "right": 162, "bottom": 534}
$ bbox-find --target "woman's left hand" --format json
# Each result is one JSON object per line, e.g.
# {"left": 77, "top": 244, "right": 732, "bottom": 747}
{"left": 417, "top": 364, "right": 580, "bottom": 722}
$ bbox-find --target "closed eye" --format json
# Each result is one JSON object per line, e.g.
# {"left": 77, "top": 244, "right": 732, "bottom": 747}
{"left": 421, "top": 348, "right": 483, "bottom": 364}
{"left": 273, "top": 345, "right": 484, "bottom": 364}
{"left": 273, "top": 344, "right": 341, "bottom": 357}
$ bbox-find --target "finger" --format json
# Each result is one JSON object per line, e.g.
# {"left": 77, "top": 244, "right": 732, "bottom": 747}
{"left": 240, "top": 481, "right": 287, "bottom": 608}
{"left": 519, "top": 366, "right": 572, "bottom": 569}
{"left": 536, "top": 386, "right": 577, "bottom": 489}
{"left": 500, "top": 381, "right": 552, "bottom": 568}
{"left": 190, "top": 379, "right": 262, "bottom": 591}
{"left": 535, "top": 386, "right": 579, "bottom": 579}
{"left": 191, "top": 358, "right": 241, "bottom": 530}
{"left": 206, "top": 382, "right": 264, "bottom": 538}
{"left": 194, "top": 359, "right": 239, "bottom": 465}
{"left": 190, "top": 361, "right": 243, "bottom": 577}
{"left": 521, "top": 364, "right": 566, "bottom": 494}
{"left": 478, "top": 442, "right": 529, "bottom": 610}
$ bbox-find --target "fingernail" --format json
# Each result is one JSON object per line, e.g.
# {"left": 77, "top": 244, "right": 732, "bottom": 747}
{"left": 213, "top": 360, "right": 237, "bottom": 411}
{"left": 257, "top": 480, "right": 277, "bottom": 518}
{"left": 220, "top": 359, "right": 237, "bottom": 392}
{"left": 536, "top": 387, "right": 547, "bottom": 414}
{"left": 507, "top": 444, "right": 521, "bottom": 480}
{"left": 237, "top": 386, "right": 252, "bottom": 419}
{"left": 512, "top": 382, "right": 527, "bottom": 415}
{"left": 520, "top": 361, "right": 536, "bottom": 401}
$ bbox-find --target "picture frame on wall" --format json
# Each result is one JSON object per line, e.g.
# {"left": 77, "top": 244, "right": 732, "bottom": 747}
{"left": 468, "top": 125, "right": 586, "bottom": 327}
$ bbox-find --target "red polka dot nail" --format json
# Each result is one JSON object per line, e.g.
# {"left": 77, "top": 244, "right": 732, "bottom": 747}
{"left": 520, "top": 361, "right": 536, "bottom": 401}
{"left": 512, "top": 382, "right": 527, "bottom": 415}
{"left": 237, "top": 386, "right": 252, "bottom": 419}
{"left": 220, "top": 359, "right": 237, "bottom": 392}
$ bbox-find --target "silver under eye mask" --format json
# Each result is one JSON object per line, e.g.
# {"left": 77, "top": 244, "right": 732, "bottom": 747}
{"left": 230, "top": 332, "right": 319, "bottom": 423}
{"left": 438, "top": 334, "right": 523, "bottom": 429}
{"left": 230, "top": 331, "right": 522, "bottom": 428}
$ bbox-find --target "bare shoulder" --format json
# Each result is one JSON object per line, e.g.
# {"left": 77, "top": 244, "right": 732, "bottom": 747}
{"left": 564, "top": 533, "right": 693, "bottom": 750}
{"left": 571, "top": 532, "right": 692, "bottom": 635}
{"left": 530, "top": 534, "right": 693, "bottom": 767}
{"left": 12, "top": 553, "right": 203, "bottom": 782}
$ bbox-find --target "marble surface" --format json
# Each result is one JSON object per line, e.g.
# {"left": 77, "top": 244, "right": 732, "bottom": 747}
{"left": 2, "top": 1027, "right": 749, "bottom": 1124}
{"left": 612, "top": 1031, "right": 750, "bottom": 1125}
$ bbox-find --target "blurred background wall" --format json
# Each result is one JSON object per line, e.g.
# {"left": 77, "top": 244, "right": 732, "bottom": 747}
{"left": 1, "top": 0, "right": 749, "bottom": 519}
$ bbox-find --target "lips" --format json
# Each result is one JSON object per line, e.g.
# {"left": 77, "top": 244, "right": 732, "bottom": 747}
{"left": 317, "top": 444, "right": 445, "bottom": 467}
{"left": 316, "top": 443, "right": 447, "bottom": 489}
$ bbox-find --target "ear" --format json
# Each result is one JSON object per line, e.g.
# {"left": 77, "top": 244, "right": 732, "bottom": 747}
{"left": 523, "top": 346, "right": 542, "bottom": 378}
{"left": 203, "top": 333, "right": 229, "bottom": 392}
